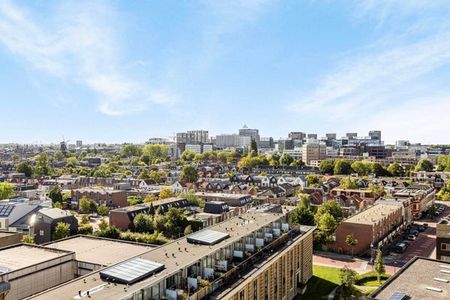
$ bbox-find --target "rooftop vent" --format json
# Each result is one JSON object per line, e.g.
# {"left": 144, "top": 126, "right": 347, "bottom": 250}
{"left": 425, "top": 287, "right": 443, "bottom": 293}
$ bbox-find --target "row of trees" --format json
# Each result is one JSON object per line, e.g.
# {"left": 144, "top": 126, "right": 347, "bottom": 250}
{"left": 319, "top": 159, "right": 411, "bottom": 177}
{"left": 237, "top": 152, "right": 304, "bottom": 171}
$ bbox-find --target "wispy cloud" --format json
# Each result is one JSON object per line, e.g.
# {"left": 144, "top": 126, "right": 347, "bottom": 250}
{"left": 0, "top": 0, "right": 176, "bottom": 115}
{"left": 290, "top": 1, "right": 450, "bottom": 143}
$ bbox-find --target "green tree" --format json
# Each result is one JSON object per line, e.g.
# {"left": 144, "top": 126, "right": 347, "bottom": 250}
{"left": 79, "top": 197, "right": 95, "bottom": 213}
{"left": 339, "top": 177, "right": 359, "bottom": 189}
{"left": 153, "top": 208, "right": 188, "bottom": 238}
{"left": 179, "top": 190, "right": 205, "bottom": 208}
{"left": 316, "top": 200, "right": 343, "bottom": 222}
{"left": 53, "top": 222, "right": 71, "bottom": 240}
{"left": 48, "top": 185, "right": 63, "bottom": 206}
{"left": 316, "top": 212, "right": 337, "bottom": 235}
{"left": 80, "top": 215, "right": 90, "bottom": 225}
{"left": 53, "top": 150, "right": 65, "bottom": 162}
{"left": 21, "top": 235, "right": 35, "bottom": 244}
{"left": 141, "top": 144, "right": 168, "bottom": 164}
{"left": 181, "top": 150, "right": 196, "bottom": 162}
{"left": 97, "top": 225, "right": 121, "bottom": 239}
{"left": 415, "top": 159, "right": 434, "bottom": 172}
{"left": 387, "top": 163, "right": 404, "bottom": 177}
{"left": 34, "top": 153, "right": 50, "bottom": 176}
{"left": 250, "top": 139, "right": 258, "bottom": 155}
{"left": 127, "top": 195, "right": 142, "bottom": 206}
{"left": 159, "top": 188, "right": 173, "bottom": 199}
{"left": 374, "top": 249, "right": 386, "bottom": 283}
{"left": 180, "top": 165, "right": 199, "bottom": 183}
{"left": 97, "top": 205, "right": 109, "bottom": 216}
{"left": 0, "top": 182, "right": 15, "bottom": 200}
{"left": 120, "top": 144, "right": 142, "bottom": 158}
{"left": 371, "top": 162, "right": 388, "bottom": 177}
{"left": 65, "top": 157, "right": 79, "bottom": 168}
{"left": 98, "top": 218, "right": 108, "bottom": 231}
{"left": 290, "top": 203, "right": 315, "bottom": 226}
{"left": 78, "top": 224, "right": 93, "bottom": 235}
{"left": 16, "top": 161, "right": 33, "bottom": 177}
{"left": 339, "top": 267, "right": 358, "bottom": 299}
{"left": 351, "top": 160, "right": 372, "bottom": 176}
{"left": 133, "top": 213, "right": 152, "bottom": 233}
{"left": 305, "top": 174, "right": 322, "bottom": 187}
{"left": 334, "top": 159, "right": 352, "bottom": 175}
{"left": 345, "top": 234, "right": 358, "bottom": 257}
{"left": 319, "top": 159, "right": 335, "bottom": 174}
{"left": 143, "top": 194, "right": 157, "bottom": 203}
{"left": 279, "top": 153, "right": 294, "bottom": 166}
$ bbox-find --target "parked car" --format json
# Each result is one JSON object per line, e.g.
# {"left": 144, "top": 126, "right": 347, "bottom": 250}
{"left": 422, "top": 223, "right": 429, "bottom": 229}
{"left": 418, "top": 225, "right": 426, "bottom": 232}
{"left": 402, "top": 240, "right": 411, "bottom": 247}
{"left": 394, "top": 243, "right": 408, "bottom": 253}
{"left": 409, "top": 229, "right": 419, "bottom": 237}
{"left": 407, "top": 234, "right": 417, "bottom": 241}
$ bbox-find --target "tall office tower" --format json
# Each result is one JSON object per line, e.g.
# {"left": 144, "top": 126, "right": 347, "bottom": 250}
{"left": 369, "top": 130, "right": 382, "bottom": 141}
{"left": 288, "top": 132, "right": 306, "bottom": 141}
{"left": 239, "top": 125, "right": 260, "bottom": 145}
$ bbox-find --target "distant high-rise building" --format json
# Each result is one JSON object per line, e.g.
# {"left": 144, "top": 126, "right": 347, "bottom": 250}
{"left": 346, "top": 132, "right": 358, "bottom": 139}
{"left": 176, "top": 130, "right": 209, "bottom": 144}
{"left": 239, "top": 125, "right": 260, "bottom": 145}
{"left": 307, "top": 133, "right": 317, "bottom": 139}
{"left": 288, "top": 132, "right": 306, "bottom": 140}
{"left": 302, "top": 140, "right": 326, "bottom": 165}
{"left": 260, "top": 137, "right": 275, "bottom": 149}
{"left": 369, "top": 130, "right": 382, "bottom": 141}
{"left": 76, "top": 140, "right": 83, "bottom": 147}
{"left": 60, "top": 141, "right": 67, "bottom": 153}
{"left": 278, "top": 139, "right": 295, "bottom": 151}
{"left": 325, "top": 133, "right": 337, "bottom": 140}
{"left": 215, "top": 134, "right": 251, "bottom": 148}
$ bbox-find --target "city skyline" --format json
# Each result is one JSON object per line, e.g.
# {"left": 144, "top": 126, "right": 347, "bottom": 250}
{"left": 1, "top": 1, "right": 450, "bottom": 144}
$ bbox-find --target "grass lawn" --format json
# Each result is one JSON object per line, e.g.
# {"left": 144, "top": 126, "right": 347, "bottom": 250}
{"left": 299, "top": 265, "right": 341, "bottom": 300}
{"left": 359, "top": 278, "right": 388, "bottom": 287}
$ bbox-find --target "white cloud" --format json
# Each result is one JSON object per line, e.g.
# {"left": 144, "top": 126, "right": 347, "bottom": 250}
{"left": 290, "top": 1, "right": 450, "bottom": 143}
{"left": 0, "top": 0, "right": 176, "bottom": 115}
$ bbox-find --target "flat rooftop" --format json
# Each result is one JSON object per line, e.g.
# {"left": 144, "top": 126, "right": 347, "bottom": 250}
{"left": 371, "top": 257, "right": 450, "bottom": 299}
{"left": 45, "top": 236, "right": 153, "bottom": 266}
{"left": 0, "top": 244, "right": 71, "bottom": 272}
{"left": 344, "top": 204, "right": 400, "bottom": 225}
{"left": 29, "top": 208, "right": 292, "bottom": 300}
{"left": 195, "top": 192, "right": 250, "bottom": 199}
{"left": 111, "top": 197, "right": 187, "bottom": 213}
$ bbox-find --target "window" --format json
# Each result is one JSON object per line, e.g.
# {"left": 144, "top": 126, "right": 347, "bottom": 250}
{"left": 40, "top": 230, "right": 44, "bottom": 236}
{"left": 239, "top": 290, "right": 245, "bottom": 300}
{"left": 441, "top": 243, "right": 450, "bottom": 251}
{"left": 253, "top": 280, "right": 258, "bottom": 300}
{"left": 440, "top": 256, "right": 450, "bottom": 262}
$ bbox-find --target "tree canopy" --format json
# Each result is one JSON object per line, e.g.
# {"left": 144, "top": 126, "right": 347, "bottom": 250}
{"left": 180, "top": 165, "right": 199, "bottom": 183}
{"left": 0, "top": 182, "right": 15, "bottom": 200}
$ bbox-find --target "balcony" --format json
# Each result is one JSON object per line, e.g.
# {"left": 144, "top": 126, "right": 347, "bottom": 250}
{"left": 184, "top": 225, "right": 304, "bottom": 300}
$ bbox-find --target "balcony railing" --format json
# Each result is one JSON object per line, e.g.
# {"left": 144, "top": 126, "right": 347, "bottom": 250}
{"left": 186, "top": 225, "right": 304, "bottom": 300}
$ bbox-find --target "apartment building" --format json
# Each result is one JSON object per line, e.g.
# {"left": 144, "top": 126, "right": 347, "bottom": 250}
{"left": 71, "top": 187, "right": 128, "bottom": 208}
{"left": 335, "top": 204, "right": 404, "bottom": 255}
{"left": 302, "top": 140, "right": 326, "bottom": 165}
{"left": 393, "top": 184, "right": 435, "bottom": 219}
{"left": 0, "top": 244, "right": 75, "bottom": 300}
{"left": 436, "top": 214, "right": 450, "bottom": 262}
{"left": 29, "top": 209, "right": 315, "bottom": 300}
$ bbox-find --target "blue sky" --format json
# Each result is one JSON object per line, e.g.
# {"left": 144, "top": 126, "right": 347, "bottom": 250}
{"left": 1, "top": 0, "right": 450, "bottom": 144}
